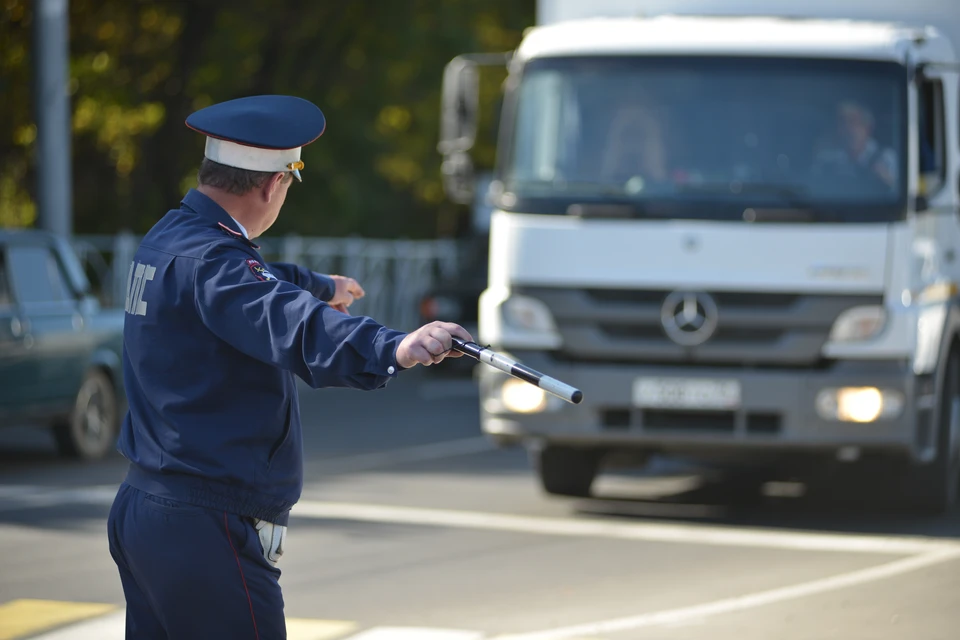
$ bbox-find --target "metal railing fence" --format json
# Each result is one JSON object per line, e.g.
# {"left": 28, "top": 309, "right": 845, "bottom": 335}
{"left": 72, "top": 233, "right": 462, "bottom": 332}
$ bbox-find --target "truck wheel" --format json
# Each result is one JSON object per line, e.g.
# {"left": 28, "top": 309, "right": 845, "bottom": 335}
{"left": 534, "top": 446, "right": 600, "bottom": 498}
{"left": 906, "top": 349, "right": 960, "bottom": 514}
{"left": 53, "top": 369, "right": 120, "bottom": 461}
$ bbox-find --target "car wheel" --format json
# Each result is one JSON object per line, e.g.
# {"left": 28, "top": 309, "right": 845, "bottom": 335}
{"left": 53, "top": 368, "right": 120, "bottom": 461}
{"left": 534, "top": 445, "right": 600, "bottom": 498}
{"left": 905, "top": 347, "right": 960, "bottom": 514}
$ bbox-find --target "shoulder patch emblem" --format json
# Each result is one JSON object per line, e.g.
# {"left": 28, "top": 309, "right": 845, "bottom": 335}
{"left": 246, "top": 259, "right": 277, "bottom": 281}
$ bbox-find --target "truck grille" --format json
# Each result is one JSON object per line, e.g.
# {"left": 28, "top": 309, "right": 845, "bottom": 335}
{"left": 518, "top": 286, "right": 883, "bottom": 368}
{"left": 601, "top": 408, "right": 782, "bottom": 434}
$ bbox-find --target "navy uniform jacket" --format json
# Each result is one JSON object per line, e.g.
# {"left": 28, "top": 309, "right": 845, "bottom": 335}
{"left": 118, "top": 189, "right": 407, "bottom": 525}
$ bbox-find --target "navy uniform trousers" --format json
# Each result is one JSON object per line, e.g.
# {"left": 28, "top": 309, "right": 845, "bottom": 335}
{"left": 107, "top": 483, "right": 285, "bottom": 639}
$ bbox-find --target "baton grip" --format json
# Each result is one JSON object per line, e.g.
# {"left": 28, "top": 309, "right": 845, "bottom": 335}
{"left": 450, "top": 339, "right": 583, "bottom": 405}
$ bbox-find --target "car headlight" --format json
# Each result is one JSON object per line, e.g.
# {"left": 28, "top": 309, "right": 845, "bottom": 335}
{"left": 502, "top": 295, "right": 558, "bottom": 333}
{"left": 828, "top": 306, "right": 886, "bottom": 343}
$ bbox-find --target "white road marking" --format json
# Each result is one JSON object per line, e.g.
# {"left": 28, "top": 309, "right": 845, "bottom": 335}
{"left": 30, "top": 553, "right": 956, "bottom": 640}
{"left": 0, "top": 485, "right": 119, "bottom": 512}
{"left": 0, "top": 484, "right": 955, "bottom": 555}
{"left": 487, "top": 548, "right": 960, "bottom": 640}
{"left": 290, "top": 500, "right": 959, "bottom": 555}
{"left": 0, "top": 436, "right": 494, "bottom": 511}
{"left": 311, "top": 437, "right": 495, "bottom": 475}
{"left": 343, "top": 628, "right": 484, "bottom": 640}
{"left": 4, "top": 481, "right": 960, "bottom": 640}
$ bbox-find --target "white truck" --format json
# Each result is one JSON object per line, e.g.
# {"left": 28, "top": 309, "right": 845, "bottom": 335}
{"left": 437, "top": 0, "right": 960, "bottom": 512}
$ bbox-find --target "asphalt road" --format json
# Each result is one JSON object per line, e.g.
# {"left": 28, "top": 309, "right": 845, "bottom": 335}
{"left": 1, "top": 367, "right": 959, "bottom": 639}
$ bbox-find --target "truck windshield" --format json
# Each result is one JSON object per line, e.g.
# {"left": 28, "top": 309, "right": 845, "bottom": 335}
{"left": 501, "top": 56, "right": 908, "bottom": 221}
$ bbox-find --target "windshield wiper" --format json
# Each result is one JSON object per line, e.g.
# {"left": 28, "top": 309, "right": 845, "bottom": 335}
{"left": 567, "top": 202, "right": 639, "bottom": 218}
{"left": 741, "top": 207, "right": 835, "bottom": 222}
{"left": 677, "top": 181, "right": 809, "bottom": 201}
{"left": 510, "top": 179, "right": 630, "bottom": 196}
{"left": 676, "top": 181, "right": 839, "bottom": 221}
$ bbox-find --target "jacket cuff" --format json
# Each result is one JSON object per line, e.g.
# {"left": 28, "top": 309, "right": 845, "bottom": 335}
{"left": 368, "top": 329, "right": 408, "bottom": 376}
{"left": 313, "top": 274, "right": 336, "bottom": 302}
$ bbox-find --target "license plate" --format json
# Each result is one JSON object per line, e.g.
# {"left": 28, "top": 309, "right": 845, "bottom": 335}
{"left": 633, "top": 377, "right": 741, "bottom": 410}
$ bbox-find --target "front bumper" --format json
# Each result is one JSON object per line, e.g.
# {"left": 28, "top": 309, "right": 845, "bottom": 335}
{"left": 479, "top": 352, "right": 924, "bottom": 461}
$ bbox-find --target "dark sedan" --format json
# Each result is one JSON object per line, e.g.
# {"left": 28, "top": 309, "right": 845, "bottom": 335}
{"left": 0, "top": 230, "right": 126, "bottom": 460}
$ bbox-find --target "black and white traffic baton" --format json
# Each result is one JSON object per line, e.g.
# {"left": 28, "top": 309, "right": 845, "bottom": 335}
{"left": 450, "top": 338, "right": 583, "bottom": 405}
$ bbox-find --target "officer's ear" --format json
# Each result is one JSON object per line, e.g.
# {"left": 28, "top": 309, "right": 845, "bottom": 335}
{"left": 262, "top": 172, "right": 287, "bottom": 204}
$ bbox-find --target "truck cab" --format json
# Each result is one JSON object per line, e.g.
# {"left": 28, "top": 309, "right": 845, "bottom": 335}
{"left": 439, "top": 1, "right": 960, "bottom": 512}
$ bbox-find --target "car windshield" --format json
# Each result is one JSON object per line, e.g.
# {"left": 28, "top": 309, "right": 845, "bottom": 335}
{"left": 501, "top": 56, "right": 907, "bottom": 221}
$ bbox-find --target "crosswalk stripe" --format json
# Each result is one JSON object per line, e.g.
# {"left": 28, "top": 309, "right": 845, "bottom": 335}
{"left": 27, "top": 615, "right": 356, "bottom": 640}
{"left": 341, "top": 629, "right": 483, "bottom": 640}
{"left": 20, "top": 611, "right": 127, "bottom": 640}
{"left": 0, "top": 599, "right": 117, "bottom": 640}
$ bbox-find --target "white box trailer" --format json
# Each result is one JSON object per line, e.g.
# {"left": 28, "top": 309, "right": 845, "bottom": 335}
{"left": 439, "top": 0, "right": 960, "bottom": 512}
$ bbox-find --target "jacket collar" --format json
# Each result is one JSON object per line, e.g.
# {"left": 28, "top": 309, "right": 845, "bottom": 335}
{"left": 180, "top": 189, "right": 260, "bottom": 250}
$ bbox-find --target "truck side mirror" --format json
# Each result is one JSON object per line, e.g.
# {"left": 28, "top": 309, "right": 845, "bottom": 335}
{"left": 440, "top": 151, "right": 475, "bottom": 205}
{"left": 438, "top": 56, "right": 480, "bottom": 157}
{"left": 437, "top": 52, "right": 512, "bottom": 205}
{"left": 438, "top": 57, "right": 480, "bottom": 205}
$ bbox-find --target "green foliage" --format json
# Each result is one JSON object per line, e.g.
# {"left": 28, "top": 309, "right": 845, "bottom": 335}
{"left": 0, "top": 0, "right": 534, "bottom": 237}
{"left": 1, "top": 0, "right": 36, "bottom": 227}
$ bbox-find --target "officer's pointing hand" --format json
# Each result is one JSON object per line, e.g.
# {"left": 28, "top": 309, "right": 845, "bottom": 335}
{"left": 396, "top": 321, "right": 473, "bottom": 368}
{"left": 328, "top": 275, "right": 365, "bottom": 313}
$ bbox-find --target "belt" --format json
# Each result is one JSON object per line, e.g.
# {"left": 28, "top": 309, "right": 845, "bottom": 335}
{"left": 254, "top": 518, "right": 286, "bottom": 566}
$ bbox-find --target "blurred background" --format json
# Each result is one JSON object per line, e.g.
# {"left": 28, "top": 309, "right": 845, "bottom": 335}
{"left": 1, "top": 1, "right": 960, "bottom": 639}
{"left": 1, "top": 0, "right": 520, "bottom": 332}
{"left": 1, "top": 0, "right": 525, "bottom": 238}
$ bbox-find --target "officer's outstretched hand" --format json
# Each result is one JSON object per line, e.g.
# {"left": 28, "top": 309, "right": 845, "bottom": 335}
{"left": 328, "top": 275, "right": 365, "bottom": 313}
{"left": 396, "top": 321, "right": 473, "bottom": 368}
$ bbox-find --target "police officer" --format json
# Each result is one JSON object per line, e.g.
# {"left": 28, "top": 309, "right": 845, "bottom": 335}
{"left": 107, "top": 94, "right": 473, "bottom": 639}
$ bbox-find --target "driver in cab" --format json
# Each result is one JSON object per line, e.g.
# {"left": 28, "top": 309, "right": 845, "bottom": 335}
{"left": 812, "top": 99, "right": 898, "bottom": 191}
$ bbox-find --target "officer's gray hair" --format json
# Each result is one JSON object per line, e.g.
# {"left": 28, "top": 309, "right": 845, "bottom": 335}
{"left": 197, "top": 158, "right": 292, "bottom": 196}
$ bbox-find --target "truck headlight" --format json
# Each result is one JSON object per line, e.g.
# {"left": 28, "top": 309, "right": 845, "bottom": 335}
{"left": 500, "top": 378, "right": 548, "bottom": 413}
{"left": 502, "top": 295, "right": 558, "bottom": 333}
{"left": 815, "top": 387, "right": 904, "bottom": 423}
{"left": 479, "top": 289, "right": 562, "bottom": 349}
{"left": 828, "top": 306, "right": 886, "bottom": 343}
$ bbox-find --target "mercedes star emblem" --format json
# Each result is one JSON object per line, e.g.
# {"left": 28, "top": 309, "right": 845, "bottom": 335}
{"left": 660, "top": 291, "right": 719, "bottom": 346}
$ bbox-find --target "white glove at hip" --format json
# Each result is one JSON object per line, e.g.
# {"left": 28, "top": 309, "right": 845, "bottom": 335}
{"left": 254, "top": 518, "right": 286, "bottom": 566}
